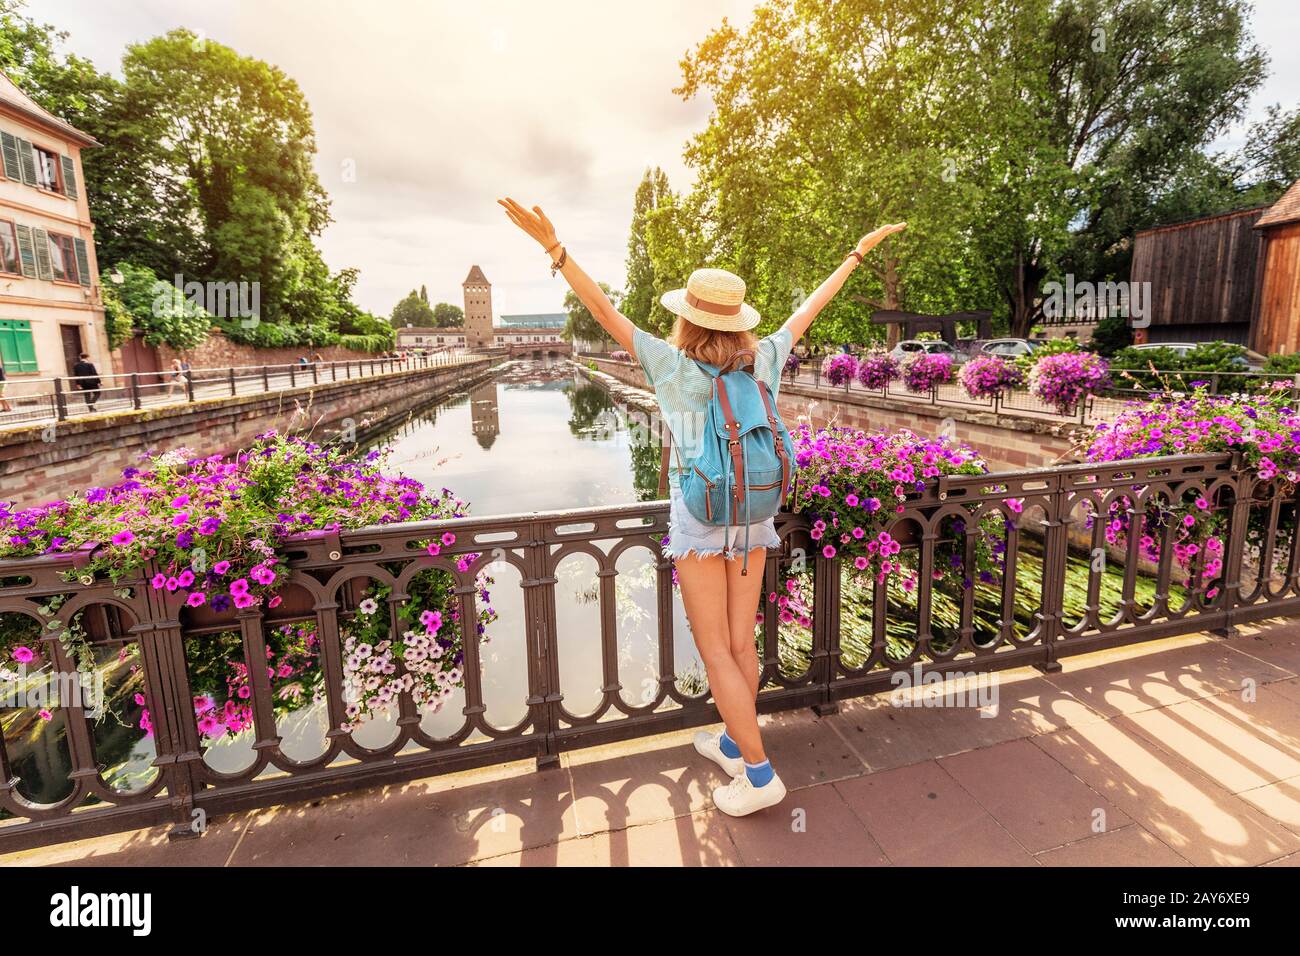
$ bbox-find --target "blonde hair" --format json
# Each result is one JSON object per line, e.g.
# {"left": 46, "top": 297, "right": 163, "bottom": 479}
{"left": 668, "top": 316, "right": 758, "bottom": 368}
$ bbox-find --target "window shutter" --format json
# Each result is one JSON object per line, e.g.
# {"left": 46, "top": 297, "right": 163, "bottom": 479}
{"left": 73, "top": 236, "right": 91, "bottom": 286}
{"left": 16, "top": 138, "right": 37, "bottom": 186}
{"left": 31, "top": 226, "right": 53, "bottom": 280}
{"left": 60, "top": 154, "right": 78, "bottom": 199}
{"left": 0, "top": 319, "right": 37, "bottom": 372}
{"left": 14, "top": 224, "right": 36, "bottom": 278}
{"left": 0, "top": 132, "right": 20, "bottom": 181}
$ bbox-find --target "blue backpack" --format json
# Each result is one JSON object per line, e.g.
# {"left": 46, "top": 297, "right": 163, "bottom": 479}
{"left": 660, "top": 349, "right": 796, "bottom": 574}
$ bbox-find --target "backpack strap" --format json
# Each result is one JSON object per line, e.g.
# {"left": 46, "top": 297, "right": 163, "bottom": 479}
{"left": 715, "top": 349, "right": 758, "bottom": 375}
{"left": 712, "top": 375, "right": 746, "bottom": 506}
{"left": 757, "top": 381, "right": 791, "bottom": 501}
{"left": 656, "top": 431, "right": 683, "bottom": 498}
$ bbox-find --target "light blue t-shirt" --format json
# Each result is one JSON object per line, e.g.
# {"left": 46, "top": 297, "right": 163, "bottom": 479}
{"left": 632, "top": 325, "right": 793, "bottom": 489}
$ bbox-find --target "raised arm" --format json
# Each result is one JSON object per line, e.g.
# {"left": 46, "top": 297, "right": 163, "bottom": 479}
{"left": 498, "top": 197, "right": 637, "bottom": 353}
{"left": 782, "top": 222, "right": 907, "bottom": 346}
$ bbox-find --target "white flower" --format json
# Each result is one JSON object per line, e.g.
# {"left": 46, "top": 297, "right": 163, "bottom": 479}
{"left": 358, "top": 598, "right": 379, "bottom": 615}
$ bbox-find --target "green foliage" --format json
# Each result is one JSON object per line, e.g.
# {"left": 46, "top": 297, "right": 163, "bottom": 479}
{"left": 391, "top": 290, "right": 436, "bottom": 329}
{"left": 564, "top": 285, "right": 616, "bottom": 346}
{"left": 1110, "top": 341, "right": 1249, "bottom": 390}
{"left": 100, "top": 282, "right": 134, "bottom": 350}
{"left": 338, "top": 333, "right": 392, "bottom": 353}
{"left": 1263, "top": 354, "right": 1300, "bottom": 376}
{"left": 431, "top": 302, "right": 463, "bottom": 328}
{"left": 104, "top": 262, "right": 211, "bottom": 350}
{"left": 1183, "top": 342, "right": 1249, "bottom": 372}
{"left": 1089, "top": 315, "right": 1134, "bottom": 357}
{"left": 624, "top": 167, "right": 677, "bottom": 333}
{"left": 1014, "top": 337, "right": 1078, "bottom": 372}
{"left": 216, "top": 319, "right": 338, "bottom": 350}
{"left": 0, "top": 12, "right": 376, "bottom": 350}
{"left": 670, "top": 0, "right": 1275, "bottom": 340}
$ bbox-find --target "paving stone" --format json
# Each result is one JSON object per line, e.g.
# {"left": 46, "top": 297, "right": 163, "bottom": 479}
{"left": 939, "top": 737, "right": 1130, "bottom": 853}
{"left": 1032, "top": 722, "right": 1300, "bottom": 866}
{"left": 1035, "top": 825, "right": 1190, "bottom": 867}
{"left": 1042, "top": 636, "right": 1293, "bottom": 717}
{"left": 833, "top": 760, "right": 1037, "bottom": 866}
{"left": 1121, "top": 687, "right": 1300, "bottom": 793}
{"left": 720, "top": 779, "right": 889, "bottom": 866}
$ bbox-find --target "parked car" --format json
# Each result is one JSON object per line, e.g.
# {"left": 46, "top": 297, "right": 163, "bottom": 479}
{"left": 890, "top": 339, "right": 963, "bottom": 364}
{"left": 976, "top": 337, "right": 1040, "bottom": 358}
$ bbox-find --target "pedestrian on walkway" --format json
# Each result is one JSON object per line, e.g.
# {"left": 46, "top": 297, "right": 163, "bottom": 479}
{"left": 71, "top": 352, "right": 101, "bottom": 412}
{"left": 500, "top": 194, "right": 905, "bottom": 817}
{"left": 166, "top": 358, "right": 185, "bottom": 397}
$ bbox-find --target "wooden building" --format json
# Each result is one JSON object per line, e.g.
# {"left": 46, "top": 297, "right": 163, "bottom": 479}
{"left": 1129, "top": 180, "right": 1300, "bottom": 350}
{"left": 1248, "top": 180, "right": 1300, "bottom": 355}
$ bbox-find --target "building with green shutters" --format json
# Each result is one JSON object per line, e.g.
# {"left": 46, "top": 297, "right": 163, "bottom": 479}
{"left": 0, "top": 71, "right": 107, "bottom": 394}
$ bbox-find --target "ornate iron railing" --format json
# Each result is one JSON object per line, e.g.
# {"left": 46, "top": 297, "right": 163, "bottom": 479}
{"left": 1, "top": 451, "right": 1295, "bottom": 851}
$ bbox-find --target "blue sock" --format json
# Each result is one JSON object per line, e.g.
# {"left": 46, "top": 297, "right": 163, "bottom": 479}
{"left": 718, "top": 729, "right": 741, "bottom": 759}
{"left": 745, "top": 759, "right": 775, "bottom": 788}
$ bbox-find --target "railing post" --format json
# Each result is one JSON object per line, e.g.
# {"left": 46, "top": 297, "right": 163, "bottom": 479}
{"left": 521, "top": 516, "right": 563, "bottom": 770}
{"left": 262, "top": 365, "right": 269, "bottom": 391}
{"left": 331, "top": 362, "right": 337, "bottom": 382}
{"left": 130, "top": 372, "right": 142, "bottom": 410}
{"left": 226, "top": 367, "right": 235, "bottom": 397}
{"left": 289, "top": 363, "right": 296, "bottom": 388}
{"left": 311, "top": 361, "right": 319, "bottom": 385}
{"left": 1035, "top": 473, "right": 1068, "bottom": 673}
{"left": 53, "top": 377, "right": 67, "bottom": 421}
{"left": 137, "top": 564, "right": 209, "bottom": 841}
{"left": 810, "top": 547, "right": 841, "bottom": 715}
{"left": 1213, "top": 459, "right": 1253, "bottom": 639}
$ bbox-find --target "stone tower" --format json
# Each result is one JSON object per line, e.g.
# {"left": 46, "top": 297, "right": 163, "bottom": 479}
{"left": 462, "top": 265, "right": 494, "bottom": 347}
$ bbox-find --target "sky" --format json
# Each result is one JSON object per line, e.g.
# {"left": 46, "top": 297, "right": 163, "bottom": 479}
{"left": 25, "top": 0, "right": 1300, "bottom": 319}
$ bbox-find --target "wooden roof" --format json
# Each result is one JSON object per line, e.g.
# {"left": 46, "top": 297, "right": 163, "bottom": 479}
{"left": 1256, "top": 179, "right": 1300, "bottom": 229}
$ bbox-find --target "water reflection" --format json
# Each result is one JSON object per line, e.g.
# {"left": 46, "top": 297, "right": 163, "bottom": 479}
{"left": 371, "top": 358, "right": 661, "bottom": 514}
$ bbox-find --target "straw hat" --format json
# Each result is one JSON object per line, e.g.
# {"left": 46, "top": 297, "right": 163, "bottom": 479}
{"left": 660, "top": 268, "right": 760, "bottom": 332}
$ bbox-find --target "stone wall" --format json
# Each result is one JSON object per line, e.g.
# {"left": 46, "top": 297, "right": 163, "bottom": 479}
{"left": 0, "top": 358, "right": 496, "bottom": 507}
{"left": 584, "top": 355, "right": 1079, "bottom": 471}
{"left": 154, "top": 330, "right": 385, "bottom": 371}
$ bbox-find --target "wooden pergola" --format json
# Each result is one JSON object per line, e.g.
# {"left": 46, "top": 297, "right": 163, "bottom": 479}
{"left": 869, "top": 309, "right": 993, "bottom": 346}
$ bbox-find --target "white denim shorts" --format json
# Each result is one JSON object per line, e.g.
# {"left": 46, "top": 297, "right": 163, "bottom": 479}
{"left": 664, "top": 486, "right": 780, "bottom": 561}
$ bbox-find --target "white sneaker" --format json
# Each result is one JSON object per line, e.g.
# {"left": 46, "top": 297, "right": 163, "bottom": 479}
{"left": 693, "top": 730, "right": 744, "bottom": 778}
{"left": 712, "top": 769, "right": 788, "bottom": 817}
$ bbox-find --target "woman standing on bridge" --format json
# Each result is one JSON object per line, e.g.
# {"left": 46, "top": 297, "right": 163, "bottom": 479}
{"left": 500, "top": 197, "right": 904, "bottom": 817}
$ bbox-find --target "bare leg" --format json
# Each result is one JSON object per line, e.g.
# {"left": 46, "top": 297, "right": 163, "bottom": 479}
{"left": 725, "top": 549, "right": 767, "bottom": 702}
{"left": 675, "top": 551, "right": 767, "bottom": 764}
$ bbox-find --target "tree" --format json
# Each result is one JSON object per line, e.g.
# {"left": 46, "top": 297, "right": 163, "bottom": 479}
{"left": 419, "top": 284, "right": 428, "bottom": 303}
{"left": 675, "top": 0, "right": 997, "bottom": 347}
{"left": 624, "top": 167, "right": 674, "bottom": 327}
{"left": 673, "top": 0, "right": 1275, "bottom": 341}
{"left": 391, "top": 290, "right": 436, "bottom": 328}
{"left": 974, "top": 0, "right": 1270, "bottom": 334}
{"left": 432, "top": 302, "right": 464, "bottom": 328}
{"left": 1089, "top": 314, "right": 1133, "bottom": 357}
{"left": 104, "top": 262, "right": 212, "bottom": 350}
{"left": 563, "top": 285, "right": 618, "bottom": 348}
